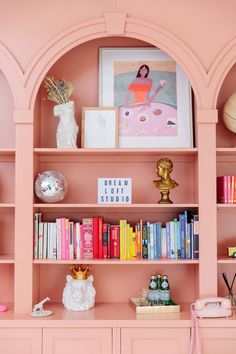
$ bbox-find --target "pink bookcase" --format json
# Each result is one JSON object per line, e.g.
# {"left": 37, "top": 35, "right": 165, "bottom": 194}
{"left": 0, "top": 2, "right": 236, "bottom": 354}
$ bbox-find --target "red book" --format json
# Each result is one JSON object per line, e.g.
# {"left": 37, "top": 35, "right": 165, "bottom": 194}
{"left": 102, "top": 223, "right": 108, "bottom": 259}
{"left": 110, "top": 225, "right": 120, "bottom": 259}
{"left": 98, "top": 217, "right": 103, "bottom": 259}
{"left": 217, "top": 176, "right": 228, "bottom": 203}
{"left": 82, "top": 218, "right": 93, "bottom": 259}
{"left": 93, "top": 217, "right": 99, "bottom": 259}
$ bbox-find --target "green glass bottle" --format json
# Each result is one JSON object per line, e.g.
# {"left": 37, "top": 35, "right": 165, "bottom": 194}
{"left": 156, "top": 274, "right": 162, "bottom": 304}
{"left": 148, "top": 275, "right": 158, "bottom": 303}
{"left": 160, "top": 275, "right": 170, "bottom": 305}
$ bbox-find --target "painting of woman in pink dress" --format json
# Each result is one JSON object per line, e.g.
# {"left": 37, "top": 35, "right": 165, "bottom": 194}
{"left": 117, "top": 64, "right": 177, "bottom": 142}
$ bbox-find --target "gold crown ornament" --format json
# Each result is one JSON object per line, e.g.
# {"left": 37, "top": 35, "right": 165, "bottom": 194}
{"left": 70, "top": 264, "right": 91, "bottom": 280}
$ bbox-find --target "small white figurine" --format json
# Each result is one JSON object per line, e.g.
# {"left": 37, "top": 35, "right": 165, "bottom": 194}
{"left": 53, "top": 101, "right": 79, "bottom": 148}
{"left": 31, "top": 297, "right": 53, "bottom": 317}
{"left": 62, "top": 265, "right": 96, "bottom": 311}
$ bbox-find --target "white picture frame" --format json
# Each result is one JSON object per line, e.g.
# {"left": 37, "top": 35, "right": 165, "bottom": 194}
{"left": 99, "top": 47, "right": 193, "bottom": 148}
{"left": 82, "top": 107, "right": 118, "bottom": 148}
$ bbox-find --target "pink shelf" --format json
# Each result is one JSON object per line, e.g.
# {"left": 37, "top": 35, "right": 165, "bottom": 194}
{"left": 0, "top": 302, "right": 192, "bottom": 327}
{"left": 0, "top": 255, "right": 15, "bottom": 264}
{"left": 1, "top": 302, "right": 236, "bottom": 328}
{"left": 217, "top": 204, "right": 236, "bottom": 211}
{"left": 0, "top": 203, "right": 15, "bottom": 208}
{"left": 217, "top": 256, "right": 236, "bottom": 264}
{"left": 216, "top": 148, "right": 236, "bottom": 155}
{"left": 33, "top": 203, "right": 199, "bottom": 212}
{"left": 34, "top": 148, "right": 198, "bottom": 157}
{"left": 33, "top": 259, "right": 199, "bottom": 265}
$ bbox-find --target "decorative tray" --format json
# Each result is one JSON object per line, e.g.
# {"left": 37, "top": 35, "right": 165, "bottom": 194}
{"left": 129, "top": 298, "right": 180, "bottom": 314}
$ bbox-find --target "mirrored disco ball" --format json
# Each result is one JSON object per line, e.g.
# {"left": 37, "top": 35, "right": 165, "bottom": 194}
{"left": 35, "top": 170, "right": 68, "bottom": 203}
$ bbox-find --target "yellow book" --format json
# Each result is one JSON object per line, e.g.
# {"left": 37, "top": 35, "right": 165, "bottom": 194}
{"left": 119, "top": 220, "right": 127, "bottom": 260}
{"left": 131, "top": 230, "right": 137, "bottom": 259}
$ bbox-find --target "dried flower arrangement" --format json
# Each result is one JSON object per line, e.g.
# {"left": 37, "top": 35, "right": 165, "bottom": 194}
{"left": 44, "top": 76, "right": 74, "bottom": 104}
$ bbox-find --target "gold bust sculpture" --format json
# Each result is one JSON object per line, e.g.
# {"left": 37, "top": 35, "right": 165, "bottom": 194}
{"left": 153, "top": 157, "right": 178, "bottom": 204}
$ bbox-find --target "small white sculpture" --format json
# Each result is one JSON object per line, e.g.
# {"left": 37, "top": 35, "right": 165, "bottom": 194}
{"left": 53, "top": 101, "right": 79, "bottom": 148}
{"left": 44, "top": 77, "right": 79, "bottom": 149}
{"left": 31, "top": 297, "right": 53, "bottom": 317}
{"left": 62, "top": 265, "right": 96, "bottom": 311}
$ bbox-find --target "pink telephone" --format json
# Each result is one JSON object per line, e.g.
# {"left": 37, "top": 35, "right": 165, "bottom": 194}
{"left": 194, "top": 297, "right": 232, "bottom": 318}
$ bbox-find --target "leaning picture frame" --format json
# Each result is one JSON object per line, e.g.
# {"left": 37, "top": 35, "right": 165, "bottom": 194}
{"left": 99, "top": 47, "right": 193, "bottom": 148}
{"left": 81, "top": 107, "right": 118, "bottom": 148}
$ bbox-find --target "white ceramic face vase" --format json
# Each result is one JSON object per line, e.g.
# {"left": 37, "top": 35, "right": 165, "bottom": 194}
{"left": 53, "top": 101, "right": 79, "bottom": 148}
{"left": 62, "top": 275, "right": 96, "bottom": 311}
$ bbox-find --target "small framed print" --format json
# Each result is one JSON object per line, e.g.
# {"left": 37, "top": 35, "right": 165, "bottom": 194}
{"left": 82, "top": 107, "right": 118, "bottom": 148}
{"left": 99, "top": 47, "right": 193, "bottom": 148}
{"left": 98, "top": 178, "right": 132, "bottom": 204}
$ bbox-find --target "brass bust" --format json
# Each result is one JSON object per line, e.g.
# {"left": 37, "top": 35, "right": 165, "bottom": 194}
{"left": 153, "top": 157, "right": 178, "bottom": 204}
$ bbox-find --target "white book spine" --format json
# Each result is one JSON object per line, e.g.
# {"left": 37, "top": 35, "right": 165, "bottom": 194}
{"left": 53, "top": 222, "right": 57, "bottom": 260}
{"left": 56, "top": 218, "right": 61, "bottom": 260}
{"left": 38, "top": 222, "right": 44, "bottom": 260}
{"left": 161, "top": 228, "right": 167, "bottom": 259}
{"left": 43, "top": 222, "right": 48, "bottom": 259}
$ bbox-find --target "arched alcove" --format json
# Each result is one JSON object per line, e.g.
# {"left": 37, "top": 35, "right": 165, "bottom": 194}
{"left": 26, "top": 16, "right": 205, "bottom": 113}
{"left": 32, "top": 35, "right": 199, "bottom": 148}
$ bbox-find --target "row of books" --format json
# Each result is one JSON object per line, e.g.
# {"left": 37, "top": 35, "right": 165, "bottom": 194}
{"left": 217, "top": 175, "right": 236, "bottom": 203}
{"left": 34, "top": 211, "right": 199, "bottom": 261}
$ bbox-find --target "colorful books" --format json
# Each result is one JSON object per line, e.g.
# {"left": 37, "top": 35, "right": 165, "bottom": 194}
{"left": 33, "top": 212, "right": 199, "bottom": 261}
{"left": 217, "top": 175, "right": 236, "bottom": 203}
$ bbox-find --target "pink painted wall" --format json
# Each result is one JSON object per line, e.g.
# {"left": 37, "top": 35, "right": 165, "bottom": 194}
{"left": 0, "top": 0, "right": 235, "bottom": 73}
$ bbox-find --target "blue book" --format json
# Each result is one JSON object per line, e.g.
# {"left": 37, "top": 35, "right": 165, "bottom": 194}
{"left": 149, "top": 223, "right": 155, "bottom": 260}
{"left": 146, "top": 222, "right": 151, "bottom": 259}
{"left": 166, "top": 221, "right": 171, "bottom": 259}
{"left": 156, "top": 222, "right": 162, "bottom": 259}
{"left": 179, "top": 213, "right": 186, "bottom": 259}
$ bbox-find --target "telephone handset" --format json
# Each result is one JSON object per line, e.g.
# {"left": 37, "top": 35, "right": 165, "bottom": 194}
{"left": 194, "top": 297, "right": 232, "bottom": 318}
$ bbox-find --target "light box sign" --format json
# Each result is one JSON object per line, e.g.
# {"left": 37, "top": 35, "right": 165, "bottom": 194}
{"left": 98, "top": 178, "right": 132, "bottom": 204}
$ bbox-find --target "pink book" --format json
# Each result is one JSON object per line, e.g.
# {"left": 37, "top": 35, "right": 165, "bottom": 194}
{"left": 80, "top": 224, "right": 84, "bottom": 259}
{"left": 82, "top": 218, "right": 93, "bottom": 259}
{"left": 61, "top": 218, "right": 66, "bottom": 260}
{"left": 98, "top": 217, "right": 103, "bottom": 259}
{"left": 65, "top": 218, "right": 70, "bottom": 260}
{"left": 110, "top": 225, "right": 120, "bottom": 259}
{"left": 93, "top": 217, "right": 99, "bottom": 259}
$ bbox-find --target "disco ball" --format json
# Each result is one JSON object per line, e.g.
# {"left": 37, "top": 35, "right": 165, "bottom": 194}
{"left": 35, "top": 170, "right": 68, "bottom": 203}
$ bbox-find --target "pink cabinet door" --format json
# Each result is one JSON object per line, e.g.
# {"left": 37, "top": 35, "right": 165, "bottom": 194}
{"left": 121, "top": 327, "right": 189, "bottom": 354}
{"left": 43, "top": 328, "right": 112, "bottom": 354}
{"left": 199, "top": 328, "right": 236, "bottom": 354}
{"left": 0, "top": 328, "right": 42, "bottom": 354}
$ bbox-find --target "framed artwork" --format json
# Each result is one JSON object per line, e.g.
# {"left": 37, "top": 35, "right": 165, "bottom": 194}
{"left": 81, "top": 107, "right": 118, "bottom": 148}
{"left": 99, "top": 47, "right": 193, "bottom": 148}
